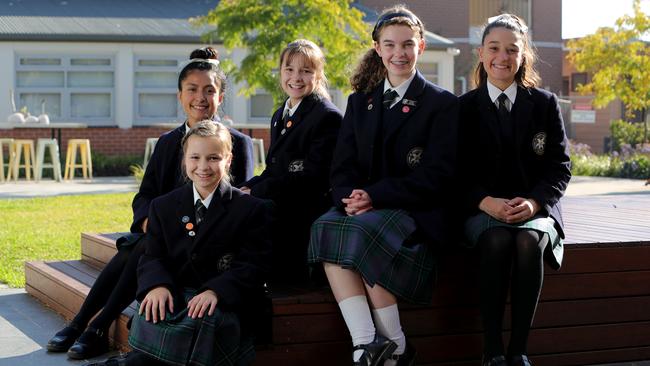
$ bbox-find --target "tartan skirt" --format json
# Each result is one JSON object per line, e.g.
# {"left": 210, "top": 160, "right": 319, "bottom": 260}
{"left": 464, "top": 212, "right": 563, "bottom": 269}
{"left": 308, "top": 208, "right": 436, "bottom": 305}
{"left": 128, "top": 290, "right": 255, "bottom": 366}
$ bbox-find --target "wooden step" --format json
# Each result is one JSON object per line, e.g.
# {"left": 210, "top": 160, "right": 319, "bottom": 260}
{"left": 80, "top": 232, "right": 125, "bottom": 269}
{"left": 25, "top": 260, "right": 134, "bottom": 350}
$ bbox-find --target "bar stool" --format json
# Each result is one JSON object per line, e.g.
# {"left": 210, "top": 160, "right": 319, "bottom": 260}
{"left": 0, "top": 138, "right": 14, "bottom": 182}
{"left": 64, "top": 139, "right": 93, "bottom": 180}
{"left": 7, "top": 139, "right": 36, "bottom": 181}
{"left": 252, "top": 138, "right": 266, "bottom": 170}
{"left": 35, "top": 138, "right": 62, "bottom": 181}
{"left": 143, "top": 137, "right": 159, "bottom": 168}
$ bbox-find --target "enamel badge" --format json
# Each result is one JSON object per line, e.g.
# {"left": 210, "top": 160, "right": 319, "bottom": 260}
{"left": 288, "top": 159, "right": 305, "bottom": 172}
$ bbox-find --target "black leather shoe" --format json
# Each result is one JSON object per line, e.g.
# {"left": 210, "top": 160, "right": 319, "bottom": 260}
{"left": 389, "top": 339, "right": 417, "bottom": 366}
{"left": 482, "top": 354, "right": 507, "bottom": 366}
{"left": 84, "top": 355, "right": 128, "bottom": 366}
{"left": 353, "top": 334, "right": 398, "bottom": 366}
{"left": 509, "top": 354, "right": 532, "bottom": 366}
{"left": 46, "top": 323, "right": 83, "bottom": 352}
{"left": 67, "top": 327, "right": 109, "bottom": 360}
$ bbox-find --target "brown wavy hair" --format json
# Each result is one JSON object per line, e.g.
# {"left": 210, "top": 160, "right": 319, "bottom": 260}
{"left": 473, "top": 14, "right": 540, "bottom": 89}
{"left": 350, "top": 5, "right": 425, "bottom": 93}
{"left": 279, "top": 39, "right": 330, "bottom": 101}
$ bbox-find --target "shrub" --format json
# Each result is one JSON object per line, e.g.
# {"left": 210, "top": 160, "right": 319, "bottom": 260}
{"left": 568, "top": 140, "right": 650, "bottom": 178}
{"left": 610, "top": 119, "right": 646, "bottom": 151}
{"left": 130, "top": 164, "right": 145, "bottom": 184}
{"left": 91, "top": 153, "right": 142, "bottom": 176}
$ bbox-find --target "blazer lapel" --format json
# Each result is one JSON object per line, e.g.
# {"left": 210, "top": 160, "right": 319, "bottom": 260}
{"left": 175, "top": 183, "right": 198, "bottom": 241}
{"left": 476, "top": 85, "right": 502, "bottom": 147}
{"left": 268, "top": 107, "right": 284, "bottom": 153}
{"left": 267, "top": 95, "right": 317, "bottom": 157}
{"left": 383, "top": 71, "right": 426, "bottom": 141}
{"left": 191, "top": 181, "right": 231, "bottom": 250}
{"left": 512, "top": 85, "right": 534, "bottom": 152}
{"left": 360, "top": 86, "right": 383, "bottom": 175}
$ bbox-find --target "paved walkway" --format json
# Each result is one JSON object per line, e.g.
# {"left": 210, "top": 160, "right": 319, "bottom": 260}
{"left": 0, "top": 175, "right": 649, "bottom": 365}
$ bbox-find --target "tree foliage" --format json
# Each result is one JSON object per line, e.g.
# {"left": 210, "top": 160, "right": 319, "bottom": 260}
{"left": 194, "top": 0, "right": 369, "bottom": 107}
{"left": 567, "top": 0, "right": 650, "bottom": 120}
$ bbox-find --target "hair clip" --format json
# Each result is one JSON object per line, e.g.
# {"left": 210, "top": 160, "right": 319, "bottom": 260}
{"left": 373, "top": 12, "right": 418, "bottom": 36}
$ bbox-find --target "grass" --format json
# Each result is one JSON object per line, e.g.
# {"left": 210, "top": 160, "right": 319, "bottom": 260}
{"left": 0, "top": 193, "right": 135, "bottom": 287}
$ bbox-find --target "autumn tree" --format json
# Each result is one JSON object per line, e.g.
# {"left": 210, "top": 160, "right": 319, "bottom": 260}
{"left": 567, "top": 0, "right": 650, "bottom": 142}
{"left": 194, "top": 0, "right": 369, "bottom": 107}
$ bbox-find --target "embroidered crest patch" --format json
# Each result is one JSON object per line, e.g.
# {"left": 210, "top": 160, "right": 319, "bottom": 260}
{"left": 532, "top": 132, "right": 546, "bottom": 156}
{"left": 288, "top": 159, "right": 305, "bottom": 172}
{"left": 407, "top": 147, "right": 423, "bottom": 168}
{"left": 217, "top": 253, "right": 234, "bottom": 273}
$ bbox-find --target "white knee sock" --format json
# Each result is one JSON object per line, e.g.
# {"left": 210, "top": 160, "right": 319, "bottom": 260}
{"left": 338, "top": 295, "right": 375, "bottom": 362}
{"left": 372, "top": 303, "right": 406, "bottom": 365}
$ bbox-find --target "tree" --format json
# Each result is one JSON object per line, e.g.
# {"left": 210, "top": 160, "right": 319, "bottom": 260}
{"left": 193, "top": 0, "right": 369, "bottom": 107}
{"left": 567, "top": 0, "right": 650, "bottom": 143}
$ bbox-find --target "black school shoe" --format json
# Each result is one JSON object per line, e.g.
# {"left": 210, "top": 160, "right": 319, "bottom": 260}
{"left": 391, "top": 339, "right": 417, "bottom": 366}
{"left": 509, "top": 354, "right": 532, "bottom": 366}
{"left": 67, "top": 327, "right": 109, "bottom": 360}
{"left": 353, "top": 334, "right": 398, "bottom": 366}
{"left": 482, "top": 355, "right": 508, "bottom": 366}
{"left": 46, "top": 323, "right": 83, "bottom": 352}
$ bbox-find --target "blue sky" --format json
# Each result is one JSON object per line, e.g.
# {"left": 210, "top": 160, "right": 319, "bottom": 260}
{"left": 563, "top": 0, "right": 650, "bottom": 39}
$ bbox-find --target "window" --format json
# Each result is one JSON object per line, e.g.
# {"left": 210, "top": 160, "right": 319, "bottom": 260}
{"left": 249, "top": 91, "right": 275, "bottom": 120}
{"left": 15, "top": 56, "right": 114, "bottom": 125}
{"left": 419, "top": 62, "right": 439, "bottom": 85}
{"left": 571, "top": 73, "right": 588, "bottom": 92}
{"left": 133, "top": 57, "right": 183, "bottom": 124}
{"left": 562, "top": 77, "right": 570, "bottom": 96}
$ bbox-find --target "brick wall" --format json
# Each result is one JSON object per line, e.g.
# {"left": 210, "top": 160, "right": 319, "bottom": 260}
{"left": 0, "top": 126, "right": 271, "bottom": 157}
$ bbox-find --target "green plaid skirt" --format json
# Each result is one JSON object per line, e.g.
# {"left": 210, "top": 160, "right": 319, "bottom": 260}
{"left": 308, "top": 208, "right": 436, "bottom": 305}
{"left": 128, "top": 290, "right": 255, "bottom": 366}
{"left": 464, "top": 212, "right": 563, "bottom": 269}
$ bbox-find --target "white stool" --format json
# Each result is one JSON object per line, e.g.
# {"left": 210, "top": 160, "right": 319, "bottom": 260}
{"left": 7, "top": 139, "right": 36, "bottom": 181}
{"left": 143, "top": 137, "right": 159, "bottom": 168}
{"left": 0, "top": 138, "right": 14, "bottom": 182}
{"left": 64, "top": 139, "right": 93, "bottom": 180}
{"left": 36, "top": 138, "right": 62, "bottom": 181}
{"left": 252, "top": 138, "right": 265, "bottom": 170}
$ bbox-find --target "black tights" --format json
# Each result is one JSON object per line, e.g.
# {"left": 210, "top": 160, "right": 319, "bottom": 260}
{"left": 478, "top": 227, "right": 549, "bottom": 357}
{"left": 72, "top": 242, "right": 146, "bottom": 332}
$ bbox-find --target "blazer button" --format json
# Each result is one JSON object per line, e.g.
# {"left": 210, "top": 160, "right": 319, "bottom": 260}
{"left": 271, "top": 157, "right": 276, "bottom": 164}
{"left": 191, "top": 253, "right": 197, "bottom": 261}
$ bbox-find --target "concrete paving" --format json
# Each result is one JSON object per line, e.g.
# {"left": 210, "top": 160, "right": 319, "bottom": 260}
{"left": 0, "top": 176, "right": 138, "bottom": 199}
{"left": 0, "top": 175, "right": 649, "bottom": 365}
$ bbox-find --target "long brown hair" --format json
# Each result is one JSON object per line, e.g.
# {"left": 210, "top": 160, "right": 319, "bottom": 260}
{"left": 473, "top": 14, "right": 540, "bottom": 89}
{"left": 279, "top": 39, "right": 330, "bottom": 101}
{"left": 350, "top": 5, "right": 425, "bottom": 93}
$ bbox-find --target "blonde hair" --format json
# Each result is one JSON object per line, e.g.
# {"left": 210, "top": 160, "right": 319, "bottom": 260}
{"left": 473, "top": 14, "right": 540, "bottom": 89}
{"left": 279, "top": 39, "right": 330, "bottom": 100}
{"left": 181, "top": 120, "right": 233, "bottom": 184}
{"left": 350, "top": 5, "right": 425, "bottom": 93}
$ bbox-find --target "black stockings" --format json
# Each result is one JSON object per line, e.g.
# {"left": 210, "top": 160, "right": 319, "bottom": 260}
{"left": 72, "top": 242, "right": 146, "bottom": 332}
{"left": 478, "top": 227, "right": 549, "bottom": 357}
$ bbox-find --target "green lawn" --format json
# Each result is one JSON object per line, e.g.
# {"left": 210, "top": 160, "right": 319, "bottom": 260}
{"left": 0, "top": 193, "right": 135, "bottom": 287}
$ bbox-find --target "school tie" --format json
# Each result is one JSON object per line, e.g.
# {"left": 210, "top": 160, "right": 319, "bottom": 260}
{"left": 280, "top": 109, "right": 290, "bottom": 135}
{"left": 497, "top": 93, "right": 514, "bottom": 142}
{"left": 195, "top": 200, "right": 207, "bottom": 225}
{"left": 383, "top": 89, "right": 399, "bottom": 109}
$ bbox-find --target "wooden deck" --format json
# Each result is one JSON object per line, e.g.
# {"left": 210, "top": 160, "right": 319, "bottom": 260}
{"left": 24, "top": 194, "right": 650, "bottom": 366}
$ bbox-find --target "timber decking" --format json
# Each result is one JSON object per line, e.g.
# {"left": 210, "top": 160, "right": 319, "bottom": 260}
{"left": 24, "top": 194, "right": 650, "bottom": 365}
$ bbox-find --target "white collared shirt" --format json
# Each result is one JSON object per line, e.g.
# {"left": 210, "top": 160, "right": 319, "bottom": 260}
{"left": 282, "top": 99, "right": 302, "bottom": 119}
{"left": 382, "top": 72, "right": 416, "bottom": 109}
{"left": 487, "top": 80, "right": 518, "bottom": 112}
{"left": 193, "top": 184, "right": 216, "bottom": 209}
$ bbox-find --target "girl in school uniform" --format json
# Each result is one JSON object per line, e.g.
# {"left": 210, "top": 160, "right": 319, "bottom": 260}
{"left": 458, "top": 14, "right": 571, "bottom": 366}
{"left": 47, "top": 47, "right": 254, "bottom": 361}
{"left": 308, "top": 6, "right": 458, "bottom": 366}
{"left": 240, "top": 39, "right": 342, "bottom": 283}
{"left": 88, "top": 121, "right": 271, "bottom": 366}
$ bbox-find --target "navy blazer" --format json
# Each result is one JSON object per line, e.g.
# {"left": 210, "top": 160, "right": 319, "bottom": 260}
{"left": 331, "top": 71, "right": 459, "bottom": 244}
{"left": 131, "top": 123, "right": 254, "bottom": 232}
{"left": 458, "top": 84, "right": 571, "bottom": 237}
{"left": 241, "top": 94, "right": 342, "bottom": 209}
{"left": 136, "top": 181, "right": 272, "bottom": 312}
